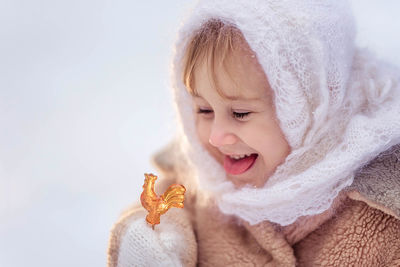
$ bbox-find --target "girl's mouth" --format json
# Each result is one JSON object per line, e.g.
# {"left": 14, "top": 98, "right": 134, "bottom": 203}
{"left": 223, "top": 154, "right": 258, "bottom": 175}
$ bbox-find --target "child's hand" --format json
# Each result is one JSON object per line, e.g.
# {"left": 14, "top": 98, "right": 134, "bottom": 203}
{"left": 114, "top": 208, "right": 197, "bottom": 267}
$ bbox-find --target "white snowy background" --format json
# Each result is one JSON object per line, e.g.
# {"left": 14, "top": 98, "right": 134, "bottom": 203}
{"left": 0, "top": 1, "right": 399, "bottom": 266}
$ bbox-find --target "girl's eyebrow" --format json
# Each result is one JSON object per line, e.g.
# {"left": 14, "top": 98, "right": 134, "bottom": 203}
{"left": 193, "top": 94, "right": 270, "bottom": 105}
{"left": 224, "top": 95, "right": 263, "bottom": 101}
{"left": 221, "top": 92, "right": 272, "bottom": 103}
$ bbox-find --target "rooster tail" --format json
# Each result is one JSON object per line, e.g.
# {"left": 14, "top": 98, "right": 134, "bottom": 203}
{"left": 161, "top": 184, "right": 186, "bottom": 208}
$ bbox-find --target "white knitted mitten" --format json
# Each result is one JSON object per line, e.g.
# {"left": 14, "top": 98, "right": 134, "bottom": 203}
{"left": 117, "top": 208, "right": 197, "bottom": 267}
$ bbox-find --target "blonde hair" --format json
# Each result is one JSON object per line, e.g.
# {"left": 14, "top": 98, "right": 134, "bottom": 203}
{"left": 182, "top": 19, "right": 245, "bottom": 97}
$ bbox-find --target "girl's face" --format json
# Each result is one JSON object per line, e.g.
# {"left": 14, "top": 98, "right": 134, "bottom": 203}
{"left": 192, "top": 47, "right": 290, "bottom": 187}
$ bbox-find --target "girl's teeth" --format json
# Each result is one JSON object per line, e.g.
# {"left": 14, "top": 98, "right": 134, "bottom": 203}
{"left": 230, "top": 154, "right": 250, "bottom": 160}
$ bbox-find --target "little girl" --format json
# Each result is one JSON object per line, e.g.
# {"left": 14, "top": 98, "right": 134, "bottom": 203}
{"left": 108, "top": 0, "right": 400, "bottom": 266}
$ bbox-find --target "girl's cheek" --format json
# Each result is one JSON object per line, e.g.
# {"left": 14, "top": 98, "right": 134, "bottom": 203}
{"left": 196, "top": 119, "right": 211, "bottom": 147}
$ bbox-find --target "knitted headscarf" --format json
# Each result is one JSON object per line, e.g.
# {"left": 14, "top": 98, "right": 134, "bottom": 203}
{"left": 172, "top": 0, "right": 400, "bottom": 226}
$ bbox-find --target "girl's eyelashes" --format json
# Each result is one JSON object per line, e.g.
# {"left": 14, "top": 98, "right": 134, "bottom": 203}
{"left": 233, "top": 111, "right": 251, "bottom": 119}
{"left": 196, "top": 107, "right": 252, "bottom": 120}
{"left": 197, "top": 107, "right": 213, "bottom": 114}
{"left": 197, "top": 108, "right": 214, "bottom": 119}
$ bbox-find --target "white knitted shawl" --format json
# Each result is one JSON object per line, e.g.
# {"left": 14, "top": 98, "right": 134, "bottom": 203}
{"left": 171, "top": 0, "right": 400, "bottom": 226}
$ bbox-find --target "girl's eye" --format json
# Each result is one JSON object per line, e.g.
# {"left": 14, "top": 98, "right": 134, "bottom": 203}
{"left": 233, "top": 111, "right": 251, "bottom": 119}
{"left": 197, "top": 108, "right": 213, "bottom": 116}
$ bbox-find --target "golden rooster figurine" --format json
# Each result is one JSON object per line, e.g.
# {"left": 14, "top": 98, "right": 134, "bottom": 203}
{"left": 140, "top": 173, "right": 186, "bottom": 229}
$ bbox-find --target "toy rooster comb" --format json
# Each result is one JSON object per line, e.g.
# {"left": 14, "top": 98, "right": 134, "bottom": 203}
{"left": 140, "top": 173, "right": 186, "bottom": 229}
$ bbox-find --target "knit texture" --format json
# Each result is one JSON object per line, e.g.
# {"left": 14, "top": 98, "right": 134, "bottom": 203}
{"left": 116, "top": 209, "right": 197, "bottom": 267}
{"left": 172, "top": 0, "right": 400, "bottom": 225}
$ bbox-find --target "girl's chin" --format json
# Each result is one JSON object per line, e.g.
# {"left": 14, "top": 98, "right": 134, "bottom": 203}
{"left": 227, "top": 176, "right": 251, "bottom": 188}
{"left": 226, "top": 175, "right": 265, "bottom": 188}
{"left": 226, "top": 169, "right": 269, "bottom": 188}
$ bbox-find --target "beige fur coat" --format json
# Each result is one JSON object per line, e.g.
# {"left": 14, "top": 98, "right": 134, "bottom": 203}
{"left": 108, "top": 142, "right": 400, "bottom": 266}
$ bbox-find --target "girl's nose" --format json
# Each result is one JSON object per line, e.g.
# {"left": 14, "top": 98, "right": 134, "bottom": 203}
{"left": 208, "top": 119, "right": 238, "bottom": 147}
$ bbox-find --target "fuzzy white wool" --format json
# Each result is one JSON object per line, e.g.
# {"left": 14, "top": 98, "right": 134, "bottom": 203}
{"left": 172, "top": 0, "right": 400, "bottom": 226}
{"left": 117, "top": 209, "right": 196, "bottom": 267}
